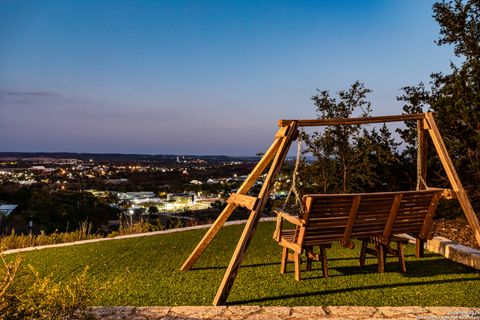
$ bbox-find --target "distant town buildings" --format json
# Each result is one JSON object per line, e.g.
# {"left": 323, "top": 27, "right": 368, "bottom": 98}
{"left": 0, "top": 154, "right": 261, "bottom": 217}
{"left": 88, "top": 190, "right": 216, "bottom": 214}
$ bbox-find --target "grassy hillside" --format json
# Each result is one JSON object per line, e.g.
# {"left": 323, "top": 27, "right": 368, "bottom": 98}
{"left": 9, "top": 222, "right": 480, "bottom": 306}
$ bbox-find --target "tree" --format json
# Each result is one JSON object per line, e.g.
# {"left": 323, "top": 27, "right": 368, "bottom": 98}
{"left": 148, "top": 206, "right": 159, "bottom": 215}
{"left": 398, "top": 0, "right": 480, "bottom": 213}
{"left": 433, "top": 0, "right": 480, "bottom": 60}
{"left": 303, "top": 81, "right": 403, "bottom": 193}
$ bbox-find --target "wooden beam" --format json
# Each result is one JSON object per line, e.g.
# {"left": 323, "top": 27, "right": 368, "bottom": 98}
{"left": 279, "top": 113, "right": 427, "bottom": 127}
{"left": 439, "top": 188, "right": 455, "bottom": 200}
{"left": 425, "top": 112, "right": 480, "bottom": 246}
{"left": 213, "top": 123, "right": 299, "bottom": 306}
{"left": 180, "top": 127, "right": 286, "bottom": 272}
{"left": 419, "top": 191, "right": 443, "bottom": 239}
{"left": 227, "top": 193, "right": 258, "bottom": 211}
{"left": 275, "top": 126, "right": 289, "bottom": 138}
{"left": 416, "top": 119, "right": 428, "bottom": 256}
{"left": 382, "top": 194, "right": 403, "bottom": 244}
{"left": 342, "top": 195, "right": 361, "bottom": 248}
{"left": 417, "top": 119, "right": 428, "bottom": 190}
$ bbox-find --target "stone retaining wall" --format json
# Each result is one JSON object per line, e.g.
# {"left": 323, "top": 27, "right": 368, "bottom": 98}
{"left": 426, "top": 236, "right": 480, "bottom": 270}
{"left": 78, "top": 306, "right": 480, "bottom": 320}
{"left": 399, "top": 234, "right": 480, "bottom": 270}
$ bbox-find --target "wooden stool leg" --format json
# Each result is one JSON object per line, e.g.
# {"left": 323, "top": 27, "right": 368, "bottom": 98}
{"left": 280, "top": 247, "right": 288, "bottom": 274}
{"left": 377, "top": 245, "right": 385, "bottom": 273}
{"left": 320, "top": 245, "right": 328, "bottom": 278}
{"left": 398, "top": 242, "right": 406, "bottom": 273}
{"left": 306, "top": 247, "right": 312, "bottom": 271}
{"left": 359, "top": 240, "right": 368, "bottom": 267}
{"left": 416, "top": 238, "right": 425, "bottom": 258}
{"left": 294, "top": 252, "right": 301, "bottom": 281}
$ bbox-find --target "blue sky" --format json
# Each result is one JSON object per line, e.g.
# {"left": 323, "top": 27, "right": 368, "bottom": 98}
{"left": 0, "top": 0, "right": 455, "bottom": 156}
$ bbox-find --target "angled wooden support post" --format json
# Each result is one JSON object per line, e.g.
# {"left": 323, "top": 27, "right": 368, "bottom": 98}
{"left": 212, "top": 122, "right": 298, "bottom": 306}
{"left": 180, "top": 127, "right": 289, "bottom": 272}
{"left": 417, "top": 119, "right": 428, "bottom": 190}
{"left": 416, "top": 118, "right": 428, "bottom": 257}
{"left": 424, "top": 112, "right": 480, "bottom": 246}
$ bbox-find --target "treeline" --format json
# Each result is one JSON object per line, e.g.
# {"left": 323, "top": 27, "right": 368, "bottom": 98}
{"left": 0, "top": 185, "right": 119, "bottom": 234}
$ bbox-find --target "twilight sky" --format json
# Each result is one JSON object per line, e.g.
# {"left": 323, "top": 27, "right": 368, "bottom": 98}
{"left": 0, "top": 0, "right": 456, "bottom": 156}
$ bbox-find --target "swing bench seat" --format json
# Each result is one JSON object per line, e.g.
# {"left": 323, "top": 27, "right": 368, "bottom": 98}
{"left": 273, "top": 188, "right": 445, "bottom": 280}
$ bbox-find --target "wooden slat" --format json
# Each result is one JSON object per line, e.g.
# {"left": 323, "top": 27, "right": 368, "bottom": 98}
{"left": 342, "top": 196, "right": 361, "bottom": 245}
{"left": 350, "top": 230, "right": 385, "bottom": 238}
{"left": 392, "top": 223, "right": 424, "bottom": 229}
{"left": 425, "top": 112, "right": 480, "bottom": 246}
{"left": 419, "top": 191, "right": 442, "bottom": 238}
{"left": 305, "top": 230, "right": 345, "bottom": 237}
{"left": 395, "top": 213, "right": 429, "bottom": 219}
{"left": 309, "top": 203, "right": 354, "bottom": 209}
{"left": 397, "top": 206, "right": 430, "bottom": 212}
{"left": 227, "top": 193, "right": 258, "bottom": 211}
{"left": 308, "top": 224, "right": 349, "bottom": 230}
{"left": 308, "top": 221, "right": 349, "bottom": 228}
{"left": 306, "top": 226, "right": 346, "bottom": 232}
{"left": 279, "top": 113, "right": 427, "bottom": 127}
{"left": 352, "top": 227, "right": 389, "bottom": 234}
{"left": 382, "top": 194, "right": 403, "bottom": 242}
{"left": 309, "top": 215, "right": 350, "bottom": 220}
{"left": 392, "top": 226, "right": 424, "bottom": 234}
{"left": 352, "top": 220, "right": 389, "bottom": 227}
{"left": 394, "top": 219, "right": 425, "bottom": 224}
{"left": 310, "top": 211, "right": 352, "bottom": 216}
{"left": 305, "top": 189, "right": 444, "bottom": 198}
{"left": 352, "top": 213, "right": 391, "bottom": 220}
{"left": 305, "top": 234, "right": 345, "bottom": 240}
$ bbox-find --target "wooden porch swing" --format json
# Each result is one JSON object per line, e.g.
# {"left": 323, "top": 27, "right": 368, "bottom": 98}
{"left": 180, "top": 112, "right": 480, "bottom": 306}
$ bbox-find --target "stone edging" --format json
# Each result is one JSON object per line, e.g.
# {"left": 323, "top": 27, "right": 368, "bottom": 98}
{"left": 1, "top": 217, "right": 276, "bottom": 255}
{"left": 79, "top": 306, "right": 480, "bottom": 320}
{"left": 399, "top": 234, "right": 480, "bottom": 270}
{"left": 426, "top": 236, "right": 480, "bottom": 270}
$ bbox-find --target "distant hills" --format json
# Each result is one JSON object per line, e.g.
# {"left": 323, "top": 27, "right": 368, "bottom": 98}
{"left": 0, "top": 152, "right": 261, "bottom": 163}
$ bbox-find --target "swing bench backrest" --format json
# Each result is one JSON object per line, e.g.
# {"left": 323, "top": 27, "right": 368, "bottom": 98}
{"left": 275, "top": 188, "right": 445, "bottom": 249}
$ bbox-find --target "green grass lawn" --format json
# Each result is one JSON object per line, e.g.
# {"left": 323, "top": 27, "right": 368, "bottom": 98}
{"left": 9, "top": 221, "right": 480, "bottom": 306}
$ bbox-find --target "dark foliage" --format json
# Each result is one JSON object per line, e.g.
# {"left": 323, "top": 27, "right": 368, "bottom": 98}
{"left": 302, "top": 81, "right": 411, "bottom": 195}
{"left": 398, "top": 0, "right": 480, "bottom": 217}
{"left": 0, "top": 185, "right": 119, "bottom": 234}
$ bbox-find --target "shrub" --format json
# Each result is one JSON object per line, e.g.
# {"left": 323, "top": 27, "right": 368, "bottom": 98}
{"left": 0, "top": 218, "right": 168, "bottom": 251}
{"left": 0, "top": 221, "right": 102, "bottom": 251}
{"left": 0, "top": 254, "right": 21, "bottom": 316}
{"left": 117, "top": 214, "right": 165, "bottom": 235}
{"left": 5, "top": 265, "right": 93, "bottom": 320}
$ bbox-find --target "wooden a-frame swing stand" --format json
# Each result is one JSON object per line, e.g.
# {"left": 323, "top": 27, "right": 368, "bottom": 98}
{"left": 180, "top": 112, "right": 480, "bottom": 306}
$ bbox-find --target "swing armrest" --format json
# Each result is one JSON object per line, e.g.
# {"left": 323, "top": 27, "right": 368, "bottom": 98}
{"left": 275, "top": 210, "right": 305, "bottom": 226}
{"left": 273, "top": 209, "right": 305, "bottom": 242}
